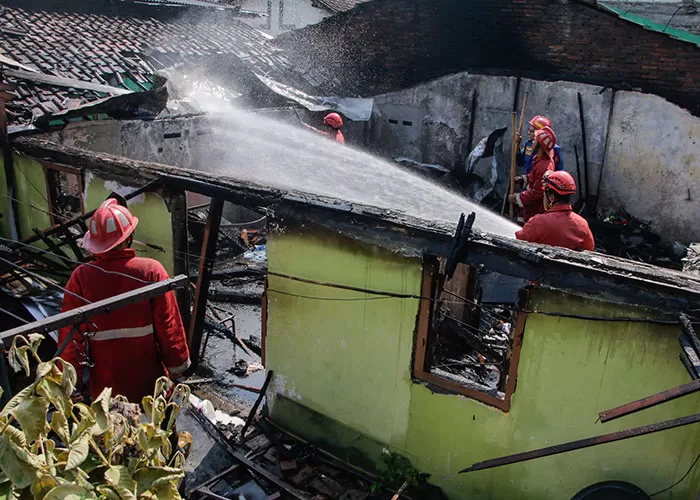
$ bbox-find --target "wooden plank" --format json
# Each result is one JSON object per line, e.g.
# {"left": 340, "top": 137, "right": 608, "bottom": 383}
{"left": 599, "top": 378, "right": 700, "bottom": 423}
{"left": 32, "top": 228, "right": 71, "bottom": 261}
{"left": 239, "top": 370, "right": 274, "bottom": 443}
{"left": 0, "top": 275, "right": 187, "bottom": 340}
{"left": 187, "top": 198, "right": 224, "bottom": 371}
{"left": 503, "top": 311, "right": 528, "bottom": 410}
{"left": 188, "top": 405, "right": 309, "bottom": 500}
{"left": 413, "top": 259, "right": 435, "bottom": 375}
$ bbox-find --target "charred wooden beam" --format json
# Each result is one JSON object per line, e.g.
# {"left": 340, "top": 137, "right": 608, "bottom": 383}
{"left": 22, "top": 181, "right": 158, "bottom": 246}
{"left": 240, "top": 369, "right": 274, "bottom": 444}
{"left": 187, "top": 198, "right": 224, "bottom": 371}
{"left": 460, "top": 413, "right": 700, "bottom": 473}
{"left": 0, "top": 275, "right": 187, "bottom": 341}
{"left": 599, "top": 379, "right": 700, "bottom": 423}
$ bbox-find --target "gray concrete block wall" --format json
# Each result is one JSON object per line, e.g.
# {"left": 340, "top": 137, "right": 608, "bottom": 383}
{"left": 601, "top": 91, "right": 700, "bottom": 243}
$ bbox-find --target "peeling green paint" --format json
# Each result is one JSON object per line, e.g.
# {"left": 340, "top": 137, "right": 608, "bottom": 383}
{"left": 266, "top": 227, "right": 700, "bottom": 499}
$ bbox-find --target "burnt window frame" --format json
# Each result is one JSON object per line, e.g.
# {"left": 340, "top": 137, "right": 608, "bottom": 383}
{"left": 43, "top": 163, "right": 85, "bottom": 225}
{"left": 413, "top": 256, "right": 528, "bottom": 412}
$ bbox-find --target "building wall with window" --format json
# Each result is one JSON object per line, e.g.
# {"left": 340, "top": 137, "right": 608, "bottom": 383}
{"left": 264, "top": 225, "right": 700, "bottom": 499}
{"left": 0, "top": 153, "right": 176, "bottom": 275}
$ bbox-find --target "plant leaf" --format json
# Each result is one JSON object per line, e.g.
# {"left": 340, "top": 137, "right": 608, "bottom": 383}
{"left": 50, "top": 412, "right": 70, "bottom": 444}
{"left": 8, "top": 338, "right": 31, "bottom": 377}
{"left": 3, "top": 424, "right": 27, "bottom": 448}
{"left": 65, "top": 433, "right": 90, "bottom": 471}
{"left": 142, "top": 481, "right": 181, "bottom": 500}
{"left": 0, "top": 384, "right": 36, "bottom": 420}
{"left": 12, "top": 396, "right": 48, "bottom": 443}
{"left": 43, "top": 484, "right": 94, "bottom": 500}
{"left": 70, "top": 405, "right": 96, "bottom": 440}
{"left": 36, "top": 380, "right": 71, "bottom": 419}
{"left": 96, "top": 486, "right": 121, "bottom": 500}
{"left": 104, "top": 466, "right": 137, "bottom": 500}
{"left": 31, "top": 470, "right": 58, "bottom": 500}
{"left": 55, "top": 359, "right": 77, "bottom": 396}
{"left": 0, "top": 435, "right": 38, "bottom": 489}
{"left": 133, "top": 466, "right": 183, "bottom": 496}
{"left": 90, "top": 388, "right": 111, "bottom": 436}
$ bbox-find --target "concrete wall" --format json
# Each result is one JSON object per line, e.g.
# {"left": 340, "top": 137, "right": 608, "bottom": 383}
{"left": 238, "top": 0, "right": 329, "bottom": 36}
{"left": 265, "top": 226, "right": 700, "bottom": 499}
{"left": 371, "top": 73, "right": 700, "bottom": 243}
{"left": 600, "top": 91, "right": 700, "bottom": 243}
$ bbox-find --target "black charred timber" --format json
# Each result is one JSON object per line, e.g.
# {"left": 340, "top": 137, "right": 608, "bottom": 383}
{"left": 187, "top": 197, "right": 224, "bottom": 373}
{"left": 60, "top": 226, "right": 86, "bottom": 262}
{"left": 22, "top": 181, "right": 158, "bottom": 246}
{"left": 240, "top": 369, "right": 274, "bottom": 444}
{"left": 680, "top": 313, "right": 700, "bottom": 356}
{"left": 32, "top": 228, "right": 72, "bottom": 261}
{"left": 599, "top": 379, "right": 700, "bottom": 423}
{"left": 466, "top": 89, "right": 478, "bottom": 153}
{"left": 460, "top": 413, "right": 700, "bottom": 473}
{"left": 207, "top": 290, "right": 262, "bottom": 304}
{"left": 446, "top": 212, "right": 475, "bottom": 281}
{"left": 188, "top": 401, "right": 309, "bottom": 500}
{"left": 577, "top": 92, "right": 591, "bottom": 207}
{"left": 574, "top": 144, "right": 584, "bottom": 203}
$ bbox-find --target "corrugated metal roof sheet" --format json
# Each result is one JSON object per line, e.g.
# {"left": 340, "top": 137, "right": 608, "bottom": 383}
{"left": 313, "top": 0, "right": 370, "bottom": 13}
{"left": 600, "top": 2, "right": 700, "bottom": 48}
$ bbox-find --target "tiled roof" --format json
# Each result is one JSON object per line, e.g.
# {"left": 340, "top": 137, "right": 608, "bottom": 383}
{"left": 313, "top": 0, "right": 371, "bottom": 13}
{"left": 0, "top": 1, "right": 294, "bottom": 124}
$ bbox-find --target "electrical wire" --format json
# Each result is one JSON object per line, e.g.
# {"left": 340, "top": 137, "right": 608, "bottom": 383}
{"left": 0, "top": 305, "right": 29, "bottom": 324}
{"left": 650, "top": 451, "right": 700, "bottom": 496}
{"left": 0, "top": 236, "right": 155, "bottom": 286}
{"left": 267, "top": 288, "right": 394, "bottom": 302}
{"left": 0, "top": 255, "right": 91, "bottom": 305}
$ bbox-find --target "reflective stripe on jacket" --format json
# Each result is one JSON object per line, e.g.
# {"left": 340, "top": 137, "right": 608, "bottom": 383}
{"left": 58, "top": 249, "right": 190, "bottom": 402}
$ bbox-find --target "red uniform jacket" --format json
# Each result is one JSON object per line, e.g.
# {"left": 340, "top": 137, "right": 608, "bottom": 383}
{"left": 515, "top": 204, "right": 595, "bottom": 251}
{"left": 333, "top": 130, "right": 345, "bottom": 144}
{"left": 515, "top": 153, "right": 554, "bottom": 222}
{"left": 58, "top": 249, "right": 190, "bottom": 402}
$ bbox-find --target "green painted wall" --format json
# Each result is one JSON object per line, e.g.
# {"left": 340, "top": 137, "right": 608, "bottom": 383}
{"left": 0, "top": 153, "right": 174, "bottom": 275}
{"left": 0, "top": 153, "right": 52, "bottom": 240}
{"left": 266, "top": 227, "right": 700, "bottom": 499}
{"left": 83, "top": 175, "right": 175, "bottom": 275}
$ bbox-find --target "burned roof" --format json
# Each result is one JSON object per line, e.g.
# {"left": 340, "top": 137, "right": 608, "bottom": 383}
{"left": 312, "top": 0, "right": 372, "bottom": 13}
{"left": 12, "top": 134, "right": 700, "bottom": 313}
{"left": 0, "top": 0, "right": 294, "bottom": 124}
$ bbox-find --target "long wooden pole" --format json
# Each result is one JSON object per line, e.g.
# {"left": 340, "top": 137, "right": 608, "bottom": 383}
{"left": 187, "top": 197, "right": 224, "bottom": 372}
{"left": 507, "top": 92, "right": 528, "bottom": 218}
{"left": 508, "top": 112, "right": 517, "bottom": 218}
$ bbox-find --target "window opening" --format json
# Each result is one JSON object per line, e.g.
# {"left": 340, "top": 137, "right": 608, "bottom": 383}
{"left": 45, "top": 166, "right": 84, "bottom": 225}
{"left": 414, "top": 257, "right": 528, "bottom": 411}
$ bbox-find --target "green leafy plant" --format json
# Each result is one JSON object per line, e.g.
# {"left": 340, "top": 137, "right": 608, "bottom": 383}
{"left": 370, "top": 449, "right": 429, "bottom": 495}
{"left": 0, "top": 334, "right": 191, "bottom": 499}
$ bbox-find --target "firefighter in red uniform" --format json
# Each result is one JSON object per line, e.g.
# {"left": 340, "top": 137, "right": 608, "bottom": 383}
{"left": 58, "top": 199, "right": 190, "bottom": 403}
{"left": 516, "top": 171, "right": 595, "bottom": 251}
{"left": 303, "top": 112, "right": 345, "bottom": 144}
{"left": 508, "top": 126, "right": 557, "bottom": 222}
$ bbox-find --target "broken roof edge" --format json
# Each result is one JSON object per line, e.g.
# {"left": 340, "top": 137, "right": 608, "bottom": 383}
{"left": 11, "top": 136, "right": 700, "bottom": 302}
{"left": 582, "top": 0, "right": 700, "bottom": 49}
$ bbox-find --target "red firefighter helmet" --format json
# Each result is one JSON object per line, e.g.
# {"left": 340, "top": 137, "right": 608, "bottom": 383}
{"left": 543, "top": 170, "right": 577, "bottom": 195}
{"left": 529, "top": 115, "right": 552, "bottom": 130}
{"left": 534, "top": 126, "right": 557, "bottom": 158}
{"left": 323, "top": 112, "right": 343, "bottom": 129}
{"left": 82, "top": 198, "right": 139, "bottom": 255}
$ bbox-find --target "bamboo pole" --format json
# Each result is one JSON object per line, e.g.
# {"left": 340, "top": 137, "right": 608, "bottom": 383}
{"left": 508, "top": 112, "right": 517, "bottom": 218}
{"left": 508, "top": 93, "right": 529, "bottom": 218}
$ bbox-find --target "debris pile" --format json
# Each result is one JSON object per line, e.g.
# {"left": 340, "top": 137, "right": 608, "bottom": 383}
{"left": 432, "top": 304, "right": 515, "bottom": 398}
{"left": 185, "top": 391, "right": 446, "bottom": 500}
{"left": 683, "top": 244, "right": 700, "bottom": 277}
{"left": 590, "top": 208, "right": 688, "bottom": 270}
